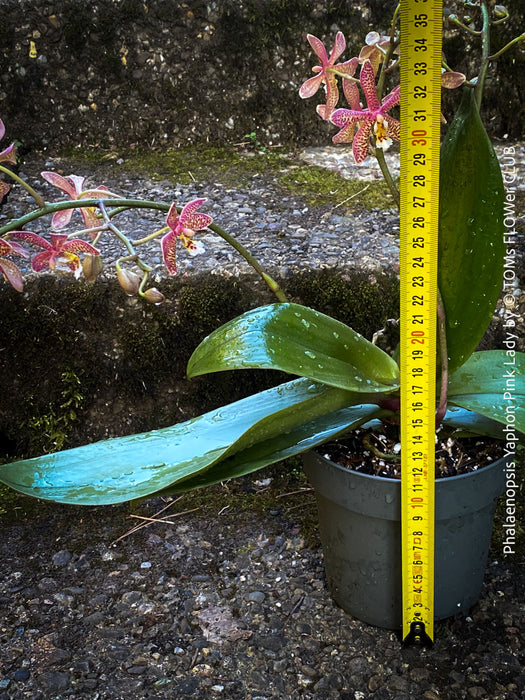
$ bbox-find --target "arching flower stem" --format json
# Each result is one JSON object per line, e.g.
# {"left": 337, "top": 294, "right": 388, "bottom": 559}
{"left": 0, "top": 197, "right": 287, "bottom": 302}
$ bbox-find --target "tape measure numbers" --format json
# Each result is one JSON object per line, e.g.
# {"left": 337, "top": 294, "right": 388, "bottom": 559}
{"left": 399, "top": 0, "right": 442, "bottom": 645}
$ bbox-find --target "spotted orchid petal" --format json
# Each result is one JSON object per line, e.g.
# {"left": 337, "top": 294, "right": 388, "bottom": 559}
{"left": 0, "top": 119, "right": 4, "bottom": 141}
{"left": 179, "top": 198, "right": 212, "bottom": 231}
{"left": 322, "top": 76, "right": 340, "bottom": 118}
{"left": 359, "top": 61, "right": 380, "bottom": 112}
{"left": 317, "top": 92, "right": 338, "bottom": 121}
{"left": 161, "top": 231, "right": 178, "bottom": 275}
{"left": 329, "top": 31, "right": 346, "bottom": 63}
{"left": 182, "top": 212, "right": 213, "bottom": 231}
{"left": 62, "top": 238, "right": 100, "bottom": 256}
{"left": 48, "top": 233, "right": 70, "bottom": 249}
{"left": 31, "top": 250, "right": 54, "bottom": 273}
{"left": 381, "top": 84, "right": 401, "bottom": 111}
{"left": 0, "top": 238, "right": 27, "bottom": 257}
{"left": 338, "top": 58, "right": 361, "bottom": 109}
{"left": 352, "top": 122, "right": 375, "bottom": 163}
{"left": 78, "top": 207, "right": 101, "bottom": 231}
{"left": 384, "top": 116, "right": 400, "bottom": 141}
{"left": 306, "top": 34, "right": 330, "bottom": 64}
{"left": 9, "top": 230, "right": 52, "bottom": 250}
{"left": 330, "top": 109, "right": 362, "bottom": 138}
{"left": 51, "top": 209, "right": 75, "bottom": 229}
{"left": 41, "top": 171, "right": 79, "bottom": 198}
{"left": 0, "top": 143, "right": 17, "bottom": 165}
{"left": 66, "top": 175, "right": 87, "bottom": 194}
{"left": 0, "top": 258, "right": 24, "bottom": 292}
{"left": 343, "top": 82, "right": 361, "bottom": 112}
{"left": 299, "top": 73, "right": 324, "bottom": 99}
{"left": 166, "top": 203, "right": 180, "bottom": 232}
{"left": 0, "top": 181, "right": 10, "bottom": 199}
{"left": 4, "top": 240, "right": 30, "bottom": 258}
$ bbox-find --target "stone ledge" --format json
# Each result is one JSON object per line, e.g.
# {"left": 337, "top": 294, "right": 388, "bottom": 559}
{"left": 0, "top": 0, "right": 523, "bottom": 150}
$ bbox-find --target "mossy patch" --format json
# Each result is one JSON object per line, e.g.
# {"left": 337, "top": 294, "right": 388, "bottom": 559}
{"left": 286, "top": 268, "right": 400, "bottom": 341}
{"left": 278, "top": 165, "right": 397, "bottom": 211}
{"left": 61, "top": 144, "right": 292, "bottom": 189}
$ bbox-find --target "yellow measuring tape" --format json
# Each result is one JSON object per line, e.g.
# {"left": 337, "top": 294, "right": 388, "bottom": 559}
{"left": 399, "top": 0, "right": 442, "bottom": 645}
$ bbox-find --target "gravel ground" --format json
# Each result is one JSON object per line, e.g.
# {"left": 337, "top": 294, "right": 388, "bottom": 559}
{"left": 1, "top": 145, "right": 524, "bottom": 698}
{"left": 0, "top": 471, "right": 524, "bottom": 700}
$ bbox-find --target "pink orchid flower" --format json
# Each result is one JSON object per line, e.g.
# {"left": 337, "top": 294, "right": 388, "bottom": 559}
{"left": 161, "top": 199, "right": 212, "bottom": 275}
{"left": 41, "top": 171, "right": 117, "bottom": 233}
{"left": 0, "top": 238, "right": 30, "bottom": 292}
{"left": 0, "top": 118, "right": 18, "bottom": 201}
{"left": 330, "top": 60, "right": 400, "bottom": 163}
{"left": 299, "top": 32, "right": 360, "bottom": 119}
{"left": 9, "top": 231, "right": 100, "bottom": 279}
{"left": 0, "top": 118, "right": 17, "bottom": 165}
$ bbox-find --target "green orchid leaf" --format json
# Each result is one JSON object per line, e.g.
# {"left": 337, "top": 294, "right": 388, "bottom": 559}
{"left": 0, "top": 378, "right": 385, "bottom": 506}
{"left": 187, "top": 303, "right": 400, "bottom": 393}
{"left": 158, "top": 403, "right": 384, "bottom": 494}
{"left": 442, "top": 406, "right": 518, "bottom": 440}
{"left": 439, "top": 87, "right": 505, "bottom": 373}
{"left": 448, "top": 351, "right": 525, "bottom": 434}
{"left": 448, "top": 394, "right": 525, "bottom": 436}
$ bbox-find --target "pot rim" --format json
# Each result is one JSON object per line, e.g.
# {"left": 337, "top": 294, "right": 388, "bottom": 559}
{"left": 312, "top": 447, "right": 506, "bottom": 485}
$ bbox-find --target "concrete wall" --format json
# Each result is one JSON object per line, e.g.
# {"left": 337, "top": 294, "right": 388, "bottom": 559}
{"left": 0, "top": 0, "right": 523, "bottom": 151}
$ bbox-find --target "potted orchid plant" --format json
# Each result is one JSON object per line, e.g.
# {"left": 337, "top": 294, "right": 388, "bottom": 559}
{"left": 0, "top": 2, "right": 523, "bottom": 630}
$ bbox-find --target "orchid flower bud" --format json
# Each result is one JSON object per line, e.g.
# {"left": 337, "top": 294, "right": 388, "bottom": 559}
{"left": 82, "top": 253, "right": 103, "bottom": 283}
{"left": 116, "top": 267, "right": 141, "bottom": 295}
{"left": 142, "top": 287, "right": 165, "bottom": 305}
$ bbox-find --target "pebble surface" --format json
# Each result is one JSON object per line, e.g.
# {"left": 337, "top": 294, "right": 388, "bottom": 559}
{"left": 0, "top": 475, "right": 523, "bottom": 700}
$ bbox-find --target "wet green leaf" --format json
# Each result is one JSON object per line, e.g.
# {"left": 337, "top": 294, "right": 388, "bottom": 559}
{"left": 0, "top": 378, "right": 386, "bottom": 505}
{"left": 157, "top": 403, "right": 383, "bottom": 494}
{"left": 448, "top": 351, "right": 525, "bottom": 433}
{"left": 439, "top": 88, "right": 505, "bottom": 372}
{"left": 442, "top": 406, "right": 515, "bottom": 440}
{"left": 188, "top": 303, "right": 400, "bottom": 393}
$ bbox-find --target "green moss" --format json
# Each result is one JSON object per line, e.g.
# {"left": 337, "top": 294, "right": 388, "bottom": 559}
{"left": 60, "top": 144, "right": 291, "bottom": 188}
{"left": 287, "top": 268, "right": 399, "bottom": 340}
{"left": 178, "top": 279, "right": 248, "bottom": 336}
{"left": 21, "top": 367, "right": 85, "bottom": 455}
{"left": 278, "top": 165, "right": 396, "bottom": 211}
{"left": 59, "top": 143, "right": 397, "bottom": 216}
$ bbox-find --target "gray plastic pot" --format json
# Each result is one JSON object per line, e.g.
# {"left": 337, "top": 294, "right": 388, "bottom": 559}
{"left": 302, "top": 450, "right": 506, "bottom": 629}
